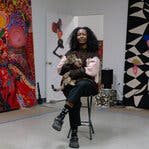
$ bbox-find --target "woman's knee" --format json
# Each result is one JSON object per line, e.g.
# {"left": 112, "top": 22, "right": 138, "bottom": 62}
{"left": 76, "top": 80, "right": 90, "bottom": 88}
{"left": 76, "top": 80, "right": 98, "bottom": 96}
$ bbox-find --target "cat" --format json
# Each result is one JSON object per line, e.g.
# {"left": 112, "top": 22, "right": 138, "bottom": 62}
{"left": 52, "top": 54, "right": 82, "bottom": 92}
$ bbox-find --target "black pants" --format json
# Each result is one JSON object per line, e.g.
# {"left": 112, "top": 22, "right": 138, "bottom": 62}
{"left": 63, "top": 79, "right": 98, "bottom": 130}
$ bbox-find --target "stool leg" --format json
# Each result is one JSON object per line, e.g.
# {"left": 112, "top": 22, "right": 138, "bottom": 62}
{"left": 67, "top": 128, "right": 71, "bottom": 138}
{"left": 89, "top": 97, "right": 94, "bottom": 134}
{"left": 87, "top": 96, "right": 94, "bottom": 140}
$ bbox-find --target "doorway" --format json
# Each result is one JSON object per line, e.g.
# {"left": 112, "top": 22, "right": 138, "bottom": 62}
{"left": 46, "top": 14, "right": 104, "bottom": 102}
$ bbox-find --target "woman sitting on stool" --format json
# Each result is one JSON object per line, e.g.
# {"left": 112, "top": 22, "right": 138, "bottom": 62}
{"left": 52, "top": 26, "right": 101, "bottom": 148}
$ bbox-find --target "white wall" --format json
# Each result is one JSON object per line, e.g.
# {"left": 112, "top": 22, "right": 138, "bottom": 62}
{"left": 77, "top": 15, "right": 104, "bottom": 40}
{"left": 31, "top": 0, "right": 128, "bottom": 100}
{"left": 31, "top": 0, "right": 69, "bottom": 98}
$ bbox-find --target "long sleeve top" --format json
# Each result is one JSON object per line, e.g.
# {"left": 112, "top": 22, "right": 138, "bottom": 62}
{"left": 57, "top": 51, "right": 101, "bottom": 84}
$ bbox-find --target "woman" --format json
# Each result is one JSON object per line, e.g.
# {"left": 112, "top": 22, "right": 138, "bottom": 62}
{"left": 52, "top": 27, "right": 100, "bottom": 148}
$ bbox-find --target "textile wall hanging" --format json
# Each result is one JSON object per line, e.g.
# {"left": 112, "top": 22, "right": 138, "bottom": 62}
{"left": 0, "top": 0, "right": 36, "bottom": 112}
{"left": 123, "top": 0, "right": 149, "bottom": 109}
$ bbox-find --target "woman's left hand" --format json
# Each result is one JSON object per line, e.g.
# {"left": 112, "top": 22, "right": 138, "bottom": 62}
{"left": 63, "top": 72, "right": 70, "bottom": 79}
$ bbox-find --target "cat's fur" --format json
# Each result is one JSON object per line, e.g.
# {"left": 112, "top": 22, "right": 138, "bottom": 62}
{"left": 52, "top": 54, "right": 82, "bottom": 92}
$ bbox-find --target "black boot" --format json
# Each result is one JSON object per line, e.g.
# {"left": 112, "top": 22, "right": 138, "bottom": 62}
{"left": 69, "top": 129, "right": 79, "bottom": 148}
{"left": 52, "top": 107, "right": 69, "bottom": 131}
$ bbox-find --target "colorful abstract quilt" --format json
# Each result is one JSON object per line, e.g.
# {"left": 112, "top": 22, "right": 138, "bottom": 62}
{"left": 0, "top": 0, "right": 36, "bottom": 112}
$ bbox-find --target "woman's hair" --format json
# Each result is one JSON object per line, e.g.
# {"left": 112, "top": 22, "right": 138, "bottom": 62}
{"left": 69, "top": 27, "right": 99, "bottom": 53}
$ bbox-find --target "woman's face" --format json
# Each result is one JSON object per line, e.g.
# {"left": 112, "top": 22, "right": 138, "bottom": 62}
{"left": 77, "top": 29, "right": 87, "bottom": 44}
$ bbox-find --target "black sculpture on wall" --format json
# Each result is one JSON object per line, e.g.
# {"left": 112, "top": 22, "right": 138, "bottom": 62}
{"left": 53, "top": 39, "right": 64, "bottom": 59}
{"left": 52, "top": 18, "right": 64, "bottom": 59}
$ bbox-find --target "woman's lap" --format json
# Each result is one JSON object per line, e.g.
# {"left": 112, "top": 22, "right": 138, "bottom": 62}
{"left": 66, "top": 79, "right": 98, "bottom": 104}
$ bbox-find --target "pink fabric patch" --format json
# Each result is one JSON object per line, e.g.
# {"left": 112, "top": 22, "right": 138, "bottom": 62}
{"left": 8, "top": 26, "right": 26, "bottom": 48}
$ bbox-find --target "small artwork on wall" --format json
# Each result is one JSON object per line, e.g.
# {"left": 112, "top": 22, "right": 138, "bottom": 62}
{"left": 98, "top": 40, "right": 103, "bottom": 62}
{"left": 0, "top": 0, "right": 36, "bottom": 112}
{"left": 98, "top": 40, "right": 103, "bottom": 88}
{"left": 51, "top": 18, "right": 64, "bottom": 59}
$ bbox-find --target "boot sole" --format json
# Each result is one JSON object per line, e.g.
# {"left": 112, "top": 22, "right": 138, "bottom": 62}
{"left": 69, "top": 143, "right": 79, "bottom": 148}
{"left": 52, "top": 119, "right": 63, "bottom": 131}
{"left": 52, "top": 124, "right": 61, "bottom": 131}
{"left": 69, "top": 138, "right": 79, "bottom": 148}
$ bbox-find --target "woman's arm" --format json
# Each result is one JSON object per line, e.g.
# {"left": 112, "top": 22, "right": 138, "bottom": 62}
{"left": 85, "top": 57, "right": 100, "bottom": 77}
{"left": 57, "top": 56, "right": 67, "bottom": 74}
{"left": 84, "top": 57, "right": 100, "bottom": 83}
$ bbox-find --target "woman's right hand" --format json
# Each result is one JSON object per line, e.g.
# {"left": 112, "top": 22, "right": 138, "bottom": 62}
{"left": 74, "top": 59, "right": 82, "bottom": 68}
{"left": 63, "top": 72, "right": 70, "bottom": 79}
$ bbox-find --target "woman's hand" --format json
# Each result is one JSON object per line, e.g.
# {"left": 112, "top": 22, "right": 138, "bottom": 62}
{"left": 63, "top": 72, "right": 70, "bottom": 79}
{"left": 74, "top": 59, "right": 82, "bottom": 68}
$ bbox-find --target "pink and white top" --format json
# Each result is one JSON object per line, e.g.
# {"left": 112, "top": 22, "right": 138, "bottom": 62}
{"left": 57, "top": 56, "right": 101, "bottom": 83}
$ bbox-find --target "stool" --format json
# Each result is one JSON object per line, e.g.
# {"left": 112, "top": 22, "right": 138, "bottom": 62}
{"left": 67, "top": 95, "right": 94, "bottom": 140}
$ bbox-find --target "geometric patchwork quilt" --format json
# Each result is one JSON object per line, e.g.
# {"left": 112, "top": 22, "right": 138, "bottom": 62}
{"left": 123, "top": 0, "right": 149, "bottom": 109}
